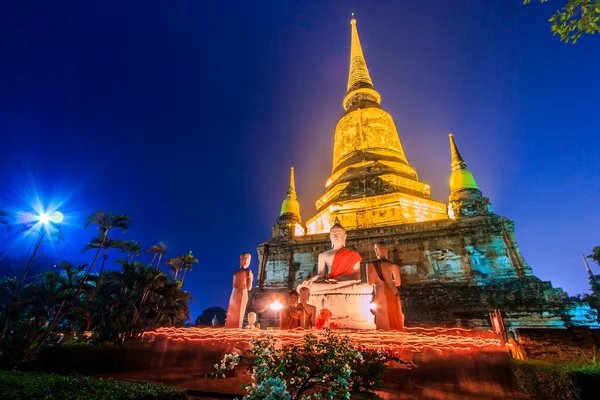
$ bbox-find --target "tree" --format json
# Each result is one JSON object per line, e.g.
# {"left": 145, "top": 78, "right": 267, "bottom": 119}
{"left": 82, "top": 211, "right": 132, "bottom": 276}
{"left": 525, "top": 0, "right": 600, "bottom": 43}
{"left": 82, "top": 237, "right": 127, "bottom": 274}
{"left": 166, "top": 257, "right": 184, "bottom": 281}
{"left": 195, "top": 306, "right": 227, "bottom": 326}
{"left": 179, "top": 251, "right": 198, "bottom": 284}
{"left": 123, "top": 241, "right": 143, "bottom": 263}
{"left": 0, "top": 207, "right": 194, "bottom": 361}
{"left": 0, "top": 215, "right": 63, "bottom": 346}
{"left": 587, "top": 246, "right": 600, "bottom": 300}
{"left": 147, "top": 242, "right": 168, "bottom": 270}
{"left": 26, "top": 211, "right": 131, "bottom": 359}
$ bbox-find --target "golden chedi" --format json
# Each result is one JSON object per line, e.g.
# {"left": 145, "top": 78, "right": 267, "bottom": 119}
{"left": 306, "top": 17, "right": 447, "bottom": 234}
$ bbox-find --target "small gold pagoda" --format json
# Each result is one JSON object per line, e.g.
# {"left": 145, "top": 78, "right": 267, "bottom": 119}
{"left": 306, "top": 17, "right": 447, "bottom": 234}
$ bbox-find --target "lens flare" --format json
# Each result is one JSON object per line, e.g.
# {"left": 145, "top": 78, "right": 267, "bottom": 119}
{"left": 37, "top": 213, "right": 50, "bottom": 224}
{"left": 50, "top": 211, "right": 64, "bottom": 223}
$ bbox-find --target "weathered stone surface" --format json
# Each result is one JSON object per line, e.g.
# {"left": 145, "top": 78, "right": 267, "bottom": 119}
{"left": 251, "top": 214, "right": 598, "bottom": 329}
{"left": 398, "top": 277, "right": 590, "bottom": 328}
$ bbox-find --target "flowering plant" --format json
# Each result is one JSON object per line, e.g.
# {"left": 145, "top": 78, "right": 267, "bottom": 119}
{"left": 206, "top": 331, "right": 407, "bottom": 399}
{"left": 349, "top": 346, "right": 404, "bottom": 392}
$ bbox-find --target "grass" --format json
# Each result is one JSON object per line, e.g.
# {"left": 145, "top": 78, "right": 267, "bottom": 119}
{"left": 511, "top": 359, "right": 600, "bottom": 400}
{"left": 0, "top": 370, "right": 188, "bottom": 400}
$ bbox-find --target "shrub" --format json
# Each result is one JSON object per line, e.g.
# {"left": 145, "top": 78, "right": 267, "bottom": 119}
{"left": 0, "top": 370, "right": 188, "bottom": 400}
{"left": 511, "top": 360, "right": 600, "bottom": 400}
{"left": 207, "top": 331, "right": 408, "bottom": 400}
{"left": 350, "top": 346, "right": 398, "bottom": 392}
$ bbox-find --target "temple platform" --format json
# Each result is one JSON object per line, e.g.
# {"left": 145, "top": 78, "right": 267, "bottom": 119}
{"left": 124, "top": 327, "right": 520, "bottom": 398}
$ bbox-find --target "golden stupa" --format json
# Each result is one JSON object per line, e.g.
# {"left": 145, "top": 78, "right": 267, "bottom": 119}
{"left": 305, "top": 17, "right": 447, "bottom": 234}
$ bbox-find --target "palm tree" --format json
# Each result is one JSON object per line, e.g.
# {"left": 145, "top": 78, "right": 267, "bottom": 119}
{"left": 154, "top": 281, "right": 193, "bottom": 327}
{"left": 166, "top": 257, "right": 184, "bottom": 281}
{"left": 179, "top": 251, "right": 198, "bottom": 285}
{"left": 27, "top": 211, "right": 131, "bottom": 359}
{"left": 83, "top": 237, "right": 127, "bottom": 273}
{"left": 123, "top": 241, "right": 143, "bottom": 263}
{"left": 0, "top": 216, "right": 63, "bottom": 346}
{"left": 147, "top": 242, "right": 168, "bottom": 270}
{"left": 82, "top": 211, "right": 131, "bottom": 276}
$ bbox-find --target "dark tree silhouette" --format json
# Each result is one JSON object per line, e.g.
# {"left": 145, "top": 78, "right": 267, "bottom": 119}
{"left": 195, "top": 306, "right": 227, "bottom": 327}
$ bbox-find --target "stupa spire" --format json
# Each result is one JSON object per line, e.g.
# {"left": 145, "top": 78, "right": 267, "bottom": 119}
{"left": 449, "top": 134, "right": 467, "bottom": 172}
{"left": 288, "top": 167, "right": 296, "bottom": 196}
{"left": 448, "top": 134, "right": 479, "bottom": 193}
{"left": 279, "top": 167, "right": 301, "bottom": 222}
{"left": 347, "top": 15, "right": 374, "bottom": 93}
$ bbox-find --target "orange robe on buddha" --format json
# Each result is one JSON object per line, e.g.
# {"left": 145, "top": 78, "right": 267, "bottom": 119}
{"left": 327, "top": 247, "right": 362, "bottom": 280}
{"left": 315, "top": 308, "right": 332, "bottom": 329}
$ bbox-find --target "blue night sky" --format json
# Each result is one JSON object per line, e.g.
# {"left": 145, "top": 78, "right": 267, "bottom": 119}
{"left": 1, "top": 1, "right": 599, "bottom": 318}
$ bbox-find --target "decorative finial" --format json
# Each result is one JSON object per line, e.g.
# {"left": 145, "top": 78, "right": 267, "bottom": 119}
{"left": 448, "top": 133, "right": 479, "bottom": 193}
{"left": 288, "top": 167, "right": 296, "bottom": 196}
{"left": 279, "top": 166, "right": 301, "bottom": 221}
{"left": 347, "top": 14, "right": 373, "bottom": 93}
{"left": 449, "top": 134, "right": 467, "bottom": 172}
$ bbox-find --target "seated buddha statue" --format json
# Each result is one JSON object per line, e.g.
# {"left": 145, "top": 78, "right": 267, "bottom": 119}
{"left": 298, "top": 218, "right": 370, "bottom": 294}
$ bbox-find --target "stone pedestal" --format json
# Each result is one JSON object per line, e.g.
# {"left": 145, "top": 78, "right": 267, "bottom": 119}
{"left": 308, "top": 283, "right": 375, "bottom": 329}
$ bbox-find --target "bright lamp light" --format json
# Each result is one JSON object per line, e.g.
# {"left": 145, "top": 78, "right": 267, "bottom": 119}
{"left": 269, "top": 300, "right": 283, "bottom": 311}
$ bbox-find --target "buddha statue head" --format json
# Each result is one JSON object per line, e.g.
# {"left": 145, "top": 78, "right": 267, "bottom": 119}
{"left": 299, "top": 286, "right": 311, "bottom": 303}
{"left": 240, "top": 252, "right": 251, "bottom": 268}
{"left": 247, "top": 312, "right": 257, "bottom": 326}
{"left": 329, "top": 217, "right": 347, "bottom": 250}
{"left": 374, "top": 241, "right": 389, "bottom": 259}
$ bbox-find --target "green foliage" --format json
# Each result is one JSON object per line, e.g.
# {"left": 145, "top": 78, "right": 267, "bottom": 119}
{"left": 0, "top": 370, "right": 188, "bottom": 400}
{"left": 349, "top": 346, "right": 395, "bottom": 392}
{"left": 589, "top": 246, "right": 600, "bottom": 267}
{"left": 0, "top": 210, "right": 195, "bottom": 363}
{"left": 166, "top": 251, "right": 198, "bottom": 284}
{"left": 583, "top": 247, "right": 600, "bottom": 313}
{"left": 525, "top": 0, "right": 600, "bottom": 43}
{"left": 511, "top": 359, "right": 600, "bottom": 400}
{"left": 207, "top": 331, "right": 407, "bottom": 399}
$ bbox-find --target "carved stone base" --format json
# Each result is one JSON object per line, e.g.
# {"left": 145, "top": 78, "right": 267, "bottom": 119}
{"left": 309, "top": 291, "right": 376, "bottom": 330}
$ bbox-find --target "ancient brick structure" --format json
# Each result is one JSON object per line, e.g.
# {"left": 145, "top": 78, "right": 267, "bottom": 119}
{"left": 249, "top": 17, "right": 598, "bottom": 329}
